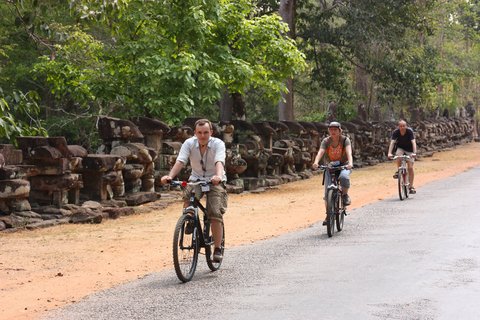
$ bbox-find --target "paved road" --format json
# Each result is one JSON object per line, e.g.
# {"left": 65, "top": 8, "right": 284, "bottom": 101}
{"left": 43, "top": 167, "right": 480, "bottom": 320}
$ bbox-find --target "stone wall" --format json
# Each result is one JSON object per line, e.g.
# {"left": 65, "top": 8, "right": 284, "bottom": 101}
{"left": 0, "top": 115, "right": 476, "bottom": 232}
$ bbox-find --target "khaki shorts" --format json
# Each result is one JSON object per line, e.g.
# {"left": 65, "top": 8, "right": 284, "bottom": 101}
{"left": 183, "top": 183, "right": 228, "bottom": 223}
{"left": 395, "top": 148, "right": 415, "bottom": 164}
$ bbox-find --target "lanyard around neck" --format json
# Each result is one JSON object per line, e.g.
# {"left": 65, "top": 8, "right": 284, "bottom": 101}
{"left": 199, "top": 143, "right": 208, "bottom": 178}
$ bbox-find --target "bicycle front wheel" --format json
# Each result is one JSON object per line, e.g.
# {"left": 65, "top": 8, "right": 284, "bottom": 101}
{"left": 173, "top": 214, "right": 199, "bottom": 282}
{"left": 403, "top": 170, "right": 410, "bottom": 199}
{"left": 326, "top": 189, "right": 336, "bottom": 237}
{"left": 398, "top": 169, "right": 406, "bottom": 200}
{"left": 205, "top": 221, "right": 225, "bottom": 271}
{"left": 336, "top": 194, "right": 345, "bottom": 232}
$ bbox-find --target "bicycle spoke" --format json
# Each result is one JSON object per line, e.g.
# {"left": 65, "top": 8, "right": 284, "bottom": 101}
{"left": 173, "top": 215, "right": 198, "bottom": 282}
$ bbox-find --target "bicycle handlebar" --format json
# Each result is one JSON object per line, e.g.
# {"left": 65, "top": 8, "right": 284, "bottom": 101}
{"left": 317, "top": 164, "right": 349, "bottom": 171}
{"left": 391, "top": 155, "right": 411, "bottom": 160}
{"left": 169, "top": 180, "right": 211, "bottom": 188}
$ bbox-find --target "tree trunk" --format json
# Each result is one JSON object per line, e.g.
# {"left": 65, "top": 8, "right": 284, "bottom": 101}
{"left": 219, "top": 88, "right": 233, "bottom": 122}
{"left": 278, "top": 79, "right": 294, "bottom": 121}
{"left": 279, "top": 0, "right": 296, "bottom": 38}
{"left": 278, "top": 0, "right": 296, "bottom": 121}
{"left": 232, "top": 92, "right": 246, "bottom": 120}
{"left": 219, "top": 91, "right": 247, "bottom": 121}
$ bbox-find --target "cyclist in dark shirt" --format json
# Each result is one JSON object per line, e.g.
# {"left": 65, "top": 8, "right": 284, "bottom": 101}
{"left": 387, "top": 120, "right": 417, "bottom": 194}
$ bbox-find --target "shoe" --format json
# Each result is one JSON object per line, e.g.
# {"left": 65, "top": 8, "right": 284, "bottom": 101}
{"left": 393, "top": 172, "right": 399, "bottom": 179}
{"left": 184, "top": 220, "right": 194, "bottom": 234}
{"left": 213, "top": 247, "right": 223, "bottom": 263}
{"left": 342, "top": 194, "right": 351, "bottom": 206}
{"left": 409, "top": 187, "right": 416, "bottom": 194}
{"left": 322, "top": 215, "right": 330, "bottom": 225}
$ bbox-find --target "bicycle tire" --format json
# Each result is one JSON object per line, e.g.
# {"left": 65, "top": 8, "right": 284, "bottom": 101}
{"left": 172, "top": 214, "right": 199, "bottom": 282}
{"left": 326, "top": 189, "right": 336, "bottom": 237}
{"left": 404, "top": 170, "right": 409, "bottom": 198}
{"left": 205, "top": 221, "right": 225, "bottom": 271}
{"left": 398, "top": 168, "right": 406, "bottom": 200}
{"left": 336, "top": 194, "right": 345, "bottom": 232}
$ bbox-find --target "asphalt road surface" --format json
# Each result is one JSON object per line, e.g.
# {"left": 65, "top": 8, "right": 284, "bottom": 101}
{"left": 43, "top": 167, "right": 480, "bottom": 320}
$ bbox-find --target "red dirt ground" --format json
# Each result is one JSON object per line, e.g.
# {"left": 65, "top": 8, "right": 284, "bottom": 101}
{"left": 1, "top": 142, "right": 480, "bottom": 320}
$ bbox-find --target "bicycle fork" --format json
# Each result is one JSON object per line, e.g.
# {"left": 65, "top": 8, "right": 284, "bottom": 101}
{"left": 180, "top": 206, "right": 198, "bottom": 250}
{"left": 327, "top": 184, "right": 339, "bottom": 216}
{"left": 399, "top": 166, "right": 410, "bottom": 187}
{"left": 328, "top": 184, "right": 347, "bottom": 216}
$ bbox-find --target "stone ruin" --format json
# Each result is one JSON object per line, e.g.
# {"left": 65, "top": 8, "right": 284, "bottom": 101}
{"left": 0, "top": 113, "right": 476, "bottom": 232}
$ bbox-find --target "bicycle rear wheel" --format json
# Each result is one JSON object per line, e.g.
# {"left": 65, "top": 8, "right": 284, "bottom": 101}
{"left": 336, "top": 194, "right": 345, "bottom": 232}
{"left": 398, "top": 169, "right": 406, "bottom": 200}
{"left": 326, "top": 189, "right": 336, "bottom": 237}
{"left": 205, "top": 221, "right": 225, "bottom": 271}
{"left": 172, "top": 214, "right": 199, "bottom": 282}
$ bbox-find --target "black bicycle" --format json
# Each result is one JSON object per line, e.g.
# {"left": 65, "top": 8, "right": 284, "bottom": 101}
{"left": 319, "top": 163, "right": 348, "bottom": 237}
{"left": 392, "top": 155, "right": 411, "bottom": 201}
{"left": 170, "top": 180, "right": 225, "bottom": 283}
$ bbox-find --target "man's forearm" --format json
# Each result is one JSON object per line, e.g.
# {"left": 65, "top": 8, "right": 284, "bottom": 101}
{"left": 215, "top": 161, "right": 224, "bottom": 177}
{"left": 388, "top": 141, "right": 394, "bottom": 154}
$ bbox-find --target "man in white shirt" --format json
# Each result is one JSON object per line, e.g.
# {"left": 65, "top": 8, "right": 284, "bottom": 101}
{"left": 161, "top": 119, "right": 227, "bottom": 262}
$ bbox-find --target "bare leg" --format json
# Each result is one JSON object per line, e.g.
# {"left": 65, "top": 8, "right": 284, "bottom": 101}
{"left": 408, "top": 164, "right": 415, "bottom": 188}
{"left": 396, "top": 159, "right": 401, "bottom": 171}
{"left": 323, "top": 200, "right": 329, "bottom": 223}
{"left": 211, "top": 220, "right": 223, "bottom": 248}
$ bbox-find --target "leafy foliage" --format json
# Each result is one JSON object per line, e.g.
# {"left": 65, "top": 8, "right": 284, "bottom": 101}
{"left": 297, "top": 1, "right": 438, "bottom": 109}
{"left": 0, "top": 89, "right": 47, "bottom": 144}
{"left": 295, "top": 0, "right": 479, "bottom": 118}
{"left": 0, "top": 0, "right": 479, "bottom": 148}
{"left": 33, "top": 0, "right": 305, "bottom": 125}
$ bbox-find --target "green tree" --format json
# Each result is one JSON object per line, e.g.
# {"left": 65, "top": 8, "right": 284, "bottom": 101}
{"left": 33, "top": 0, "right": 305, "bottom": 124}
{"left": 298, "top": 1, "right": 440, "bottom": 114}
{"left": 430, "top": 0, "right": 480, "bottom": 112}
{"left": 0, "top": 89, "right": 47, "bottom": 144}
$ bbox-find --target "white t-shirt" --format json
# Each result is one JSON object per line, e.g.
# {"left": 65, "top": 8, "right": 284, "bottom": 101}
{"left": 176, "top": 136, "right": 227, "bottom": 182}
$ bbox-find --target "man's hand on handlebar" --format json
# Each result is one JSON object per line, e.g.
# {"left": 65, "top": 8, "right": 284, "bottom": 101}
{"left": 387, "top": 153, "right": 394, "bottom": 160}
{"left": 210, "top": 175, "right": 222, "bottom": 185}
{"left": 160, "top": 175, "right": 173, "bottom": 185}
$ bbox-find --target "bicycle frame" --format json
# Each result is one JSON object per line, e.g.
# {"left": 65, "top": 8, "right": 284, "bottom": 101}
{"left": 326, "top": 169, "right": 342, "bottom": 194}
{"left": 394, "top": 155, "right": 410, "bottom": 171}
{"left": 319, "top": 164, "right": 348, "bottom": 237}
{"left": 171, "top": 180, "right": 223, "bottom": 282}
{"left": 392, "top": 155, "right": 411, "bottom": 200}
{"left": 181, "top": 183, "right": 213, "bottom": 250}
{"left": 325, "top": 167, "right": 344, "bottom": 213}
